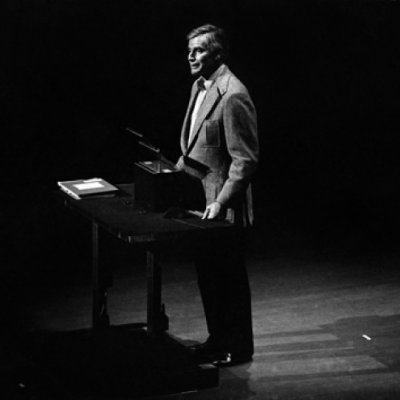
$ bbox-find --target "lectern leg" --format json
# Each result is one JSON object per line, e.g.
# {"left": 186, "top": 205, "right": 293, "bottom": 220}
{"left": 92, "top": 222, "right": 110, "bottom": 329}
{"left": 146, "top": 247, "right": 169, "bottom": 335}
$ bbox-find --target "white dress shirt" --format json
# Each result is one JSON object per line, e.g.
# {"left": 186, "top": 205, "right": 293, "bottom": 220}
{"left": 188, "top": 77, "right": 212, "bottom": 143}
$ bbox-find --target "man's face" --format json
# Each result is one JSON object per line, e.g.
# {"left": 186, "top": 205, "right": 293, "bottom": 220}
{"left": 187, "top": 34, "right": 220, "bottom": 79}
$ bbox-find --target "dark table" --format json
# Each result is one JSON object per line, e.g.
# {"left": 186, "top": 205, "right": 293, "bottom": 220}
{"left": 58, "top": 183, "right": 239, "bottom": 335}
{"left": 46, "top": 183, "right": 241, "bottom": 397}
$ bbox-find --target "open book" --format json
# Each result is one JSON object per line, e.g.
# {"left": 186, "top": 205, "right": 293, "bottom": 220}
{"left": 57, "top": 178, "right": 119, "bottom": 200}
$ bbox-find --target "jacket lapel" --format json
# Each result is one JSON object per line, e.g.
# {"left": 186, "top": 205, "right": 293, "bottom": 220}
{"left": 181, "top": 84, "right": 198, "bottom": 153}
{"left": 182, "top": 64, "right": 231, "bottom": 154}
{"left": 186, "top": 86, "right": 221, "bottom": 150}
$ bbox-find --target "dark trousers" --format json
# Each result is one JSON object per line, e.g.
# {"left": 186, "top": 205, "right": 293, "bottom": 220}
{"left": 194, "top": 229, "right": 254, "bottom": 356}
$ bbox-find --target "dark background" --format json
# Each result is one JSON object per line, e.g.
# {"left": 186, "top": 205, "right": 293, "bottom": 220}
{"left": 2, "top": 0, "right": 400, "bottom": 312}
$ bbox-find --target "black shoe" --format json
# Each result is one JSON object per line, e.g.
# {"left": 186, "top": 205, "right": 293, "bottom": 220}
{"left": 212, "top": 352, "right": 253, "bottom": 368}
{"left": 190, "top": 342, "right": 252, "bottom": 367}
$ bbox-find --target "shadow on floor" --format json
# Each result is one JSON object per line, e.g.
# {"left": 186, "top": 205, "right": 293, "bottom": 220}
{"left": 4, "top": 325, "right": 218, "bottom": 400}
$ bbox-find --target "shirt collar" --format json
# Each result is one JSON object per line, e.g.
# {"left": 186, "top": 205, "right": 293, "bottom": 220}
{"left": 196, "top": 64, "right": 226, "bottom": 91}
{"left": 196, "top": 77, "right": 212, "bottom": 91}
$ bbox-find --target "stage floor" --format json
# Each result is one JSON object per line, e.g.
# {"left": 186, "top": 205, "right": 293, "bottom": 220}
{"left": 3, "top": 246, "right": 400, "bottom": 399}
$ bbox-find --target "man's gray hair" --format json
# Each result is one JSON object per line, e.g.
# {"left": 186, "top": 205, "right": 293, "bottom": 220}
{"left": 187, "top": 24, "right": 229, "bottom": 62}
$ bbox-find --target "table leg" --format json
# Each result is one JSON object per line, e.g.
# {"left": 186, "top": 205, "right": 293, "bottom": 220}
{"left": 92, "top": 221, "right": 110, "bottom": 330}
{"left": 146, "top": 247, "right": 169, "bottom": 335}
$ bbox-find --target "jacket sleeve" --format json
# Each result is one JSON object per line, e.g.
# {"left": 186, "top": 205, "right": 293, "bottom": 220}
{"left": 216, "top": 91, "right": 259, "bottom": 206}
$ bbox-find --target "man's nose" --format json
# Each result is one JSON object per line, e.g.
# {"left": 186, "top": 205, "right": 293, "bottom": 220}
{"left": 188, "top": 51, "right": 195, "bottom": 62}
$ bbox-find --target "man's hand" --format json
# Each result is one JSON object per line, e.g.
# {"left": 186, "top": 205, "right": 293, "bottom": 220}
{"left": 202, "top": 201, "right": 223, "bottom": 220}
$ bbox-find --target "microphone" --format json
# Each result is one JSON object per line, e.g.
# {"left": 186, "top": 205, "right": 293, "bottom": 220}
{"left": 125, "top": 127, "right": 144, "bottom": 139}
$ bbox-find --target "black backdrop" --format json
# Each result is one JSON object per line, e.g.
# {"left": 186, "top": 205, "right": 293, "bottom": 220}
{"left": 2, "top": 0, "right": 400, "bottom": 291}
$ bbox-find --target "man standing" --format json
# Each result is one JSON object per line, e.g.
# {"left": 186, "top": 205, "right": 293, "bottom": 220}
{"left": 177, "top": 24, "right": 259, "bottom": 367}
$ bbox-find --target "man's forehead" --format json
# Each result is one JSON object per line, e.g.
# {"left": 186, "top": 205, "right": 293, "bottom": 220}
{"left": 188, "top": 34, "right": 210, "bottom": 49}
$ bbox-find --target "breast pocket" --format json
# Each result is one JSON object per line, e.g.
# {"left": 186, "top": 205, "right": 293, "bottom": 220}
{"left": 204, "top": 120, "right": 221, "bottom": 148}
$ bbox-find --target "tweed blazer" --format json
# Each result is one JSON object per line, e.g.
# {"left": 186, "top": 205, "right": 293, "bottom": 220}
{"left": 178, "top": 64, "right": 259, "bottom": 226}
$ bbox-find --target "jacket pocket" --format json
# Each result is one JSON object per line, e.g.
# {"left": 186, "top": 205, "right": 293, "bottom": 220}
{"left": 204, "top": 120, "right": 221, "bottom": 148}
